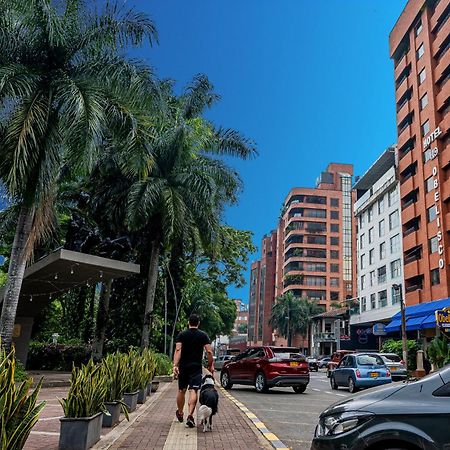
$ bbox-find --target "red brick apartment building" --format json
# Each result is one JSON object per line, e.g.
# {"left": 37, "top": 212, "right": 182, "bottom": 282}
{"left": 248, "top": 164, "right": 356, "bottom": 347}
{"left": 390, "top": 0, "right": 450, "bottom": 305}
{"left": 233, "top": 299, "right": 249, "bottom": 333}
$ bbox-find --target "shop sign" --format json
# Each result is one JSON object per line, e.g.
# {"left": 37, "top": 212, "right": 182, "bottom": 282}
{"left": 372, "top": 323, "right": 387, "bottom": 336}
{"left": 436, "top": 307, "right": 450, "bottom": 329}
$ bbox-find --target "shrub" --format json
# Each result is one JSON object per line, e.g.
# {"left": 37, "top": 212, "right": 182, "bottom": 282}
{"left": 427, "top": 336, "right": 450, "bottom": 369}
{"left": 154, "top": 353, "right": 172, "bottom": 376}
{"left": 381, "top": 339, "right": 419, "bottom": 370}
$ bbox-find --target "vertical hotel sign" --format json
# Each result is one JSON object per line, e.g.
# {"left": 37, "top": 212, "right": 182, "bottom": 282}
{"left": 424, "top": 127, "right": 444, "bottom": 269}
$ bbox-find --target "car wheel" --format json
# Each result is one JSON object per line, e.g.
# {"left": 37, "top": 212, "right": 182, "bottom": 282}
{"left": 220, "top": 371, "right": 233, "bottom": 390}
{"left": 348, "top": 377, "right": 358, "bottom": 394}
{"left": 293, "top": 385, "right": 307, "bottom": 394}
{"left": 330, "top": 375, "right": 338, "bottom": 390}
{"left": 255, "top": 372, "right": 268, "bottom": 393}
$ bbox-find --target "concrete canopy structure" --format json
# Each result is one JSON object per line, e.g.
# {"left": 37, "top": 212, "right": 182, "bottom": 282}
{"left": 0, "top": 248, "right": 140, "bottom": 362}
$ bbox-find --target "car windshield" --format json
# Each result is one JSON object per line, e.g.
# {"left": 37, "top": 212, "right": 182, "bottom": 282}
{"left": 381, "top": 354, "right": 401, "bottom": 363}
{"left": 357, "top": 354, "right": 384, "bottom": 366}
{"left": 272, "top": 348, "right": 305, "bottom": 360}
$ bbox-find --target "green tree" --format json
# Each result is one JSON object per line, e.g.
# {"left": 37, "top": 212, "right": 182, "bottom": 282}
{"left": 269, "top": 292, "right": 322, "bottom": 347}
{"left": 0, "top": 0, "right": 157, "bottom": 349}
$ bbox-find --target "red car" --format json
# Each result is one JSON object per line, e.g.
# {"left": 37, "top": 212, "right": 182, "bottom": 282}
{"left": 220, "top": 346, "right": 309, "bottom": 394}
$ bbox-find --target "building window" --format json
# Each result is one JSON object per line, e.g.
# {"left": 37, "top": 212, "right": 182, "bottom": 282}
{"left": 331, "top": 264, "right": 339, "bottom": 273}
{"left": 330, "top": 278, "right": 339, "bottom": 287}
{"left": 330, "top": 250, "right": 339, "bottom": 259}
{"left": 380, "top": 242, "right": 386, "bottom": 260}
{"left": 361, "top": 275, "right": 366, "bottom": 290}
{"left": 369, "top": 248, "right": 375, "bottom": 265}
{"left": 419, "top": 68, "right": 426, "bottom": 85}
{"left": 378, "top": 197, "right": 384, "bottom": 214}
{"left": 429, "top": 236, "right": 439, "bottom": 253}
{"left": 388, "top": 188, "right": 398, "bottom": 207}
{"left": 331, "top": 210, "right": 339, "bottom": 220}
{"left": 331, "top": 237, "right": 339, "bottom": 246}
{"left": 330, "top": 292, "right": 339, "bottom": 301}
{"left": 360, "top": 233, "right": 365, "bottom": 249}
{"left": 379, "top": 219, "right": 385, "bottom": 237}
{"left": 415, "top": 20, "right": 422, "bottom": 36}
{"left": 370, "top": 293, "right": 376, "bottom": 309}
{"left": 420, "top": 93, "right": 428, "bottom": 110}
{"left": 417, "top": 43, "right": 424, "bottom": 60}
{"left": 392, "top": 285, "right": 401, "bottom": 304}
{"left": 378, "top": 265, "right": 387, "bottom": 284}
{"left": 378, "top": 290, "right": 388, "bottom": 308}
{"left": 361, "top": 296, "right": 367, "bottom": 312}
{"left": 360, "top": 254, "right": 366, "bottom": 270}
{"left": 331, "top": 198, "right": 339, "bottom": 207}
{"left": 389, "top": 210, "right": 399, "bottom": 230}
{"left": 390, "top": 234, "right": 400, "bottom": 254}
{"left": 427, "top": 205, "right": 437, "bottom": 222}
{"left": 368, "top": 206, "right": 373, "bottom": 222}
{"left": 422, "top": 120, "right": 430, "bottom": 137}
{"left": 431, "top": 268, "right": 440, "bottom": 286}
{"left": 331, "top": 224, "right": 339, "bottom": 232}
{"left": 425, "top": 176, "right": 434, "bottom": 192}
{"left": 391, "top": 259, "right": 401, "bottom": 278}
{"left": 370, "top": 270, "right": 376, "bottom": 286}
{"left": 368, "top": 227, "right": 374, "bottom": 244}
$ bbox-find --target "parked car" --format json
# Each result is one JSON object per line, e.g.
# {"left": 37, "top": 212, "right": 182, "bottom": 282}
{"left": 326, "top": 350, "right": 355, "bottom": 377}
{"left": 215, "top": 355, "right": 234, "bottom": 371}
{"left": 330, "top": 353, "right": 392, "bottom": 393}
{"left": 307, "top": 357, "right": 319, "bottom": 372}
{"left": 379, "top": 352, "right": 407, "bottom": 380}
{"left": 220, "top": 346, "right": 309, "bottom": 394}
{"left": 312, "top": 365, "right": 450, "bottom": 449}
{"left": 318, "top": 357, "right": 331, "bottom": 369}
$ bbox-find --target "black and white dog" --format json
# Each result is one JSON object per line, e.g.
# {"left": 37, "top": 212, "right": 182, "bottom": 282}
{"left": 198, "top": 374, "right": 219, "bottom": 432}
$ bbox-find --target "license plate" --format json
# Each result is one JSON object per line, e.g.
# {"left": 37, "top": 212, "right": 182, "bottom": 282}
{"left": 370, "top": 372, "right": 379, "bottom": 378}
{"left": 391, "top": 367, "right": 397, "bottom": 371}
{"left": 290, "top": 361, "right": 299, "bottom": 366}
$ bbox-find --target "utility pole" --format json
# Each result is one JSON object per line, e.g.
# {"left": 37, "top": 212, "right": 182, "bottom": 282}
{"left": 393, "top": 284, "right": 408, "bottom": 366}
{"left": 286, "top": 299, "right": 290, "bottom": 347}
{"left": 164, "top": 278, "right": 168, "bottom": 355}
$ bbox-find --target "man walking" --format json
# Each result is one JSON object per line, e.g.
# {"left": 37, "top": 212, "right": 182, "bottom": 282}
{"left": 173, "top": 314, "right": 214, "bottom": 428}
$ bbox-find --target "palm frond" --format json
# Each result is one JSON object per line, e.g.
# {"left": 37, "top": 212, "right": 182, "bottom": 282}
{"left": 182, "top": 74, "right": 220, "bottom": 120}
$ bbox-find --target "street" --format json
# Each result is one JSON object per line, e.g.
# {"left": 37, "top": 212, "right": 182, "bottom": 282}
{"left": 226, "top": 370, "right": 350, "bottom": 450}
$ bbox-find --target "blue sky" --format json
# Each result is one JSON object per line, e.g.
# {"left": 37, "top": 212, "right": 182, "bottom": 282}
{"left": 138, "top": 0, "right": 407, "bottom": 303}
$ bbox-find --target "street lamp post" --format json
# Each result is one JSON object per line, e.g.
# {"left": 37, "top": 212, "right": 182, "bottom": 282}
{"left": 393, "top": 284, "right": 408, "bottom": 366}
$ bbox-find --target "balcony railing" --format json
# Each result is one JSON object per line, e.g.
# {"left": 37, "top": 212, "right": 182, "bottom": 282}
{"left": 314, "top": 332, "right": 337, "bottom": 342}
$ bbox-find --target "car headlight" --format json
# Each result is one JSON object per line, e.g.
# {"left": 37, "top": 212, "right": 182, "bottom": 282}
{"left": 315, "top": 411, "right": 374, "bottom": 437}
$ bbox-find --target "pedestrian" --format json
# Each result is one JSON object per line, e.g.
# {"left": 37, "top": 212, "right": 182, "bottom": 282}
{"left": 173, "top": 313, "right": 214, "bottom": 428}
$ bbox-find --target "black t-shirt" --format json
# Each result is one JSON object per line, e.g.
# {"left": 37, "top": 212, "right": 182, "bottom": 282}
{"left": 176, "top": 328, "right": 211, "bottom": 369}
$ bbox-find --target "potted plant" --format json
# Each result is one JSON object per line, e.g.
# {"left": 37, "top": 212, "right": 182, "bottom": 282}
{"left": 142, "top": 349, "right": 157, "bottom": 397}
{"left": 0, "top": 345, "right": 45, "bottom": 450}
{"left": 59, "top": 360, "right": 107, "bottom": 450}
{"left": 122, "top": 350, "right": 141, "bottom": 412}
{"left": 153, "top": 353, "right": 173, "bottom": 387}
{"left": 101, "top": 353, "right": 129, "bottom": 427}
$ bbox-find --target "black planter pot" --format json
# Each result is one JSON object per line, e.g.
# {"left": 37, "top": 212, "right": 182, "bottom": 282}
{"left": 59, "top": 411, "right": 102, "bottom": 450}
{"left": 102, "top": 402, "right": 121, "bottom": 428}
{"left": 146, "top": 382, "right": 152, "bottom": 396}
{"left": 137, "top": 388, "right": 147, "bottom": 404}
{"left": 123, "top": 391, "right": 139, "bottom": 412}
{"left": 151, "top": 381, "right": 159, "bottom": 392}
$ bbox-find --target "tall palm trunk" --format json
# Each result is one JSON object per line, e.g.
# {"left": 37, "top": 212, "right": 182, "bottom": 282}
{"left": 93, "top": 279, "right": 112, "bottom": 360}
{"left": 0, "top": 206, "right": 33, "bottom": 350}
{"left": 141, "top": 238, "right": 160, "bottom": 349}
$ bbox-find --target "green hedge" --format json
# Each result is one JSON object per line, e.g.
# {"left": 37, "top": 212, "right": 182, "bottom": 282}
{"left": 154, "top": 353, "right": 172, "bottom": 376}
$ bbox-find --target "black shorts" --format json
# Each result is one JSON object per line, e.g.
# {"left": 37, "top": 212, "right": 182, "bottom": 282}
{"left": 178, "top": 366, "right": 202, "bottom": 391}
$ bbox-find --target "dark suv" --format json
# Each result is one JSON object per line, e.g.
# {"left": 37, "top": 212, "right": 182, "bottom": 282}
{"left": 220, "top": 346, "right": 309, "bottom": 393}
{"left": 312, "top": 365, "right": 450, "bottom": 450}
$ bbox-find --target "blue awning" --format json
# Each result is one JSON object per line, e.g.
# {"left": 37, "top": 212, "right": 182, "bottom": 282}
{"left": 385, "top": 297, "right": 450, "bottom": 332}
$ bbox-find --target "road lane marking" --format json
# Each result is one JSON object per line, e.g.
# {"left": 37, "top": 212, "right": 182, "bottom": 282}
{"left": 312, "top": 388, "right": 320, "bottom": 392}
{"left": 335, "top": 394, "right": 346, "bottom": 397}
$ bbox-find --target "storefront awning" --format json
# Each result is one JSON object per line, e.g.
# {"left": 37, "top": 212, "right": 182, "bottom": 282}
{"left": 385, "top": 297, "right": 450, "bottom": 332}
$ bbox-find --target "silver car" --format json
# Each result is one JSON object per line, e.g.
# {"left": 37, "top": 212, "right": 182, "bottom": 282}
{"left": 215, "top": 355, "right": 234, "bottom": 371}
{"left": 379, "top": 352, "right": 407, "bottom": 380}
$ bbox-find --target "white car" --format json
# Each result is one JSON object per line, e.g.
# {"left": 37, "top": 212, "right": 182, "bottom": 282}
{"left": 215, "top": 355, "right": 234, "bottom": 371}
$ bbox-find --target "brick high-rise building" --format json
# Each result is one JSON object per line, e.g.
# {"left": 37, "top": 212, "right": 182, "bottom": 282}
{"left": 390, "top": 0, "right": 449, "bottom": 305}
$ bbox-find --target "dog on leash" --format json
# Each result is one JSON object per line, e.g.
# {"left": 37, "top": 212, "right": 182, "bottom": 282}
{"left": 198, "top": 374, "right": 219, "bottom": 432}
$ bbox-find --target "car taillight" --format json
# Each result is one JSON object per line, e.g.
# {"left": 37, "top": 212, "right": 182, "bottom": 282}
{"left": 400, "top": 360, "right": 405, "bottom": 366}
{"left": 387, "top": 370, "right": 391, "bottom": 378}
{"left": 355, "top": 369, "right": 361, "bottom": 378}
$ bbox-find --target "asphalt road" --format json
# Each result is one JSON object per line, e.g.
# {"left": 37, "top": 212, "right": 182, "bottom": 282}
{"left": 225, "top": 370, "right": 351, "bottom": 450}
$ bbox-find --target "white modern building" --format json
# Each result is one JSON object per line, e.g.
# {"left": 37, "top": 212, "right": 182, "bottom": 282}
{"left": 352, "top": 147, "right": 404, "bottom": 328}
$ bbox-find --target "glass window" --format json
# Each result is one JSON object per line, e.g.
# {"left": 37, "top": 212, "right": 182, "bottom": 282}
{"left": 391, "top": 259, "right": 401, "bottom": 278}
{"left": 431, "top": 268, "right": 440, "bottom": 286}
{"left": 425, "top": 176, "right": 434, "bottom": 193}
{"left": 331, "top": 211, "right": 339, "bottom": 220}
{"left": 417, "top": 43, "right": 424, "bottom": 60}
{"left": 390, "top": 234, "right": 400, "bottom": 254}
{"left": 427, "top": 205, "right": 437, "bottom": 222}
{"left": 361, "top": 274, "right": 366, "bottom": 290}
{"left": 368, "top": 227, "right": 374, "bottom": 244}
{"left": 360, "top": 254, "right": 366, "bottom": 270}
{"left": 415, "top": 20, "right": 423, "bottom": 36}
{"left": 330, "top": 278, "right": 339, "bottom": 287}
{"left": 389, "top": 211, "right": 399, "bottom": 230}
{"left": 331, "top": 264, "right": 339, "bottom": 273}
{"left": 369, "top": 248, "right": 375, "bottom": 265}
{"left": 420, "top": 93, "right": 428, "bottom": 110}
{"left": 370, "top": 293, "right": 376, "bottom": 309}
{"left": 378, "top": 290, "right": 388, "bottom": 307}
{"left": 331, "top": 237, "right": 339, "bottom": 246}
{"left": 331, "top": 224, "right": 339, "bottom": 232}
{"left": 388, "top": 189, "right": 398, "bottom": 207}
{"left": 419, "top": 68, "right": 426, "bottom": 84}
{"left": 378, "top": 265, "right": 387, "bottom": 284}
{"left": 360, "top": 233, "right": 365, "bottom": 249}
{"left": 370, "top": 270, "right": 376, "bottom": 286}
{"left": 330, "top": 198, "right": 339, "bottom": 207}
{"left": 422, "top": 120, "right": 430, "bottom": 137}
{"left": 392, "top": 285, "right": 402, "bottom": 304}
{"left": 361, "top": 296, "right": 366, "bottom": 312}
{"left": 357, "top": 354, "right": 384, "bottom": 366}
{"left": 429, "top": 236, "right": 439, "bottom": 253}
{"left": 380, "top": 242, "right": 386, "bottom": 259}
{"left": 379, "top": 219, "right": 385, "bottom": 237}
{"left": 378, "top": 197, "right": 384, "bottom": 214}
{"left": 330, "top": 250, "right": 339, "bottom": 259}
{"left": 368, "top": 206, "right": 373, "bottom": 222}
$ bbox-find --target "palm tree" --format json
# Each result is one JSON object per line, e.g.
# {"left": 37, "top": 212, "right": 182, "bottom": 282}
{"left": 269, "top": 292, "right": 322, "bottom": 347}
{"left": 0, "top": 0, "right": 158, "bottom": 350}
{"left": 125, "top": 75, "right": 257, "bottom": 348}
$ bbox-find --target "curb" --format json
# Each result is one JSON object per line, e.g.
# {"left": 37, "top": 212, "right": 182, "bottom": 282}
{"left": 219, "top": 386, "right": 290, "bottom": 450}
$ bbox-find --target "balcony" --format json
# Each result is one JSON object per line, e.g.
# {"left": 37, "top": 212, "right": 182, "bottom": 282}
{"left": 394, "top": 53, "right": 408, "bottom": 81}
{"left": 395, "top": 75, "right": 409, "bottom": 102}
{"left": 403, "top": 229, "right": 418, "bottom": 251}
{"left": 431, "top": 0, "right": 449, "bottom": 32}
{"left": 435, "top": 46, "right": 450, "bottom": 82}
{"left": 442, "top": 178, "right": 450, "bottom": 202}
{"left": 404, "top": 288, "right": 422, "bottom": 306}
{"left": 441, "top": 145, "right": 450, "bottom": 169}
{"left": 397, "top": 101, "right": 413, "bottom": 128}
{"left": 436, "top": 83, "right": 450, "bottom": 112}
{"left": 439, "top": 109, "right": 450, "bottom": 137}
{"left": 401, "top": 201, "right": 417, "bottom": 223}
{"left": 400, "top": 173, "right": 415, "bottom": 193}
{"left": 404, "top": 260, "right": 421, "bottom": 279}
{"left": 397, "top": 124, "right": 414, "bottom": 150}
{"left": 314, "top": 332, "right": 337, "bottom": 343}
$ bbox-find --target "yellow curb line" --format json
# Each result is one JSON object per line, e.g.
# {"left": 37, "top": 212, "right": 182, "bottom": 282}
{"left": 218, "top": 385, "right": 291, "bottom": 450}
